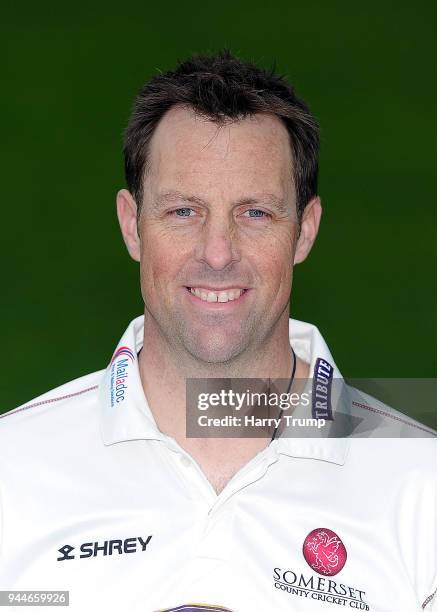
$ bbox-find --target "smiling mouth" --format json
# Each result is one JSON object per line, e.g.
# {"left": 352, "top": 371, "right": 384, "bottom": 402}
{"left": 185, "top": 287, "right": 248, "bottom": 303}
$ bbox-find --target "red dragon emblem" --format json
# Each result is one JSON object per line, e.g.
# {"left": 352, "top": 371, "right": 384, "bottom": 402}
{"left": 303, "top": 528, "right": 347, "bottom": 576}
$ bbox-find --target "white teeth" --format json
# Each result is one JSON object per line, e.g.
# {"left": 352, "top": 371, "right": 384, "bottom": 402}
{"left": 189, "top": 288, "right": 245, "bottom": 303}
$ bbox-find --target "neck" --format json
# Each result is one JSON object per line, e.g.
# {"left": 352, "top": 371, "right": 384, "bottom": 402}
{"left": 138, "top": 309, "right": 310, "bottom": 445}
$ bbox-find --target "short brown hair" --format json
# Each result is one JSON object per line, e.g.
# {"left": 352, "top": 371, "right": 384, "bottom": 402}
{"left": 123, "top": 49, "right": 319, "bottom": 219}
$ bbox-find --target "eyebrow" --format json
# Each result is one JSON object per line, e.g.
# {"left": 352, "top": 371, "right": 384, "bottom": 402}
{"left": 153, "top": 190, "right": 290, "bottom": 215}
{"left": 233, "top": 195, "right": 290, "bottom": 216}
{"left": 153, "top": 191, "right": 206, "bottom": 211}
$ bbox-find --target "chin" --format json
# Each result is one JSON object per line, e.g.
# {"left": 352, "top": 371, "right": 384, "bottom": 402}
{"left": 183, "top": 331, "right": 246, "bottom": 365}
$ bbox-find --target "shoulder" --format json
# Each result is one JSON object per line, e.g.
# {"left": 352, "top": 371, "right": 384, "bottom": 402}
{"left": 341, "top": 384, "right": 437, "bottom": 483}
{"left": 0, "top": 369, "right": 105, "bottom": 448}
{"left": 345, "top": 383, "right": 437, "bottom": 440}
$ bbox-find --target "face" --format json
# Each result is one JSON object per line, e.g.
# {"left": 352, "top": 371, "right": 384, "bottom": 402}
{"left": 117, "top": 105, "right": 321, "bottom": 364}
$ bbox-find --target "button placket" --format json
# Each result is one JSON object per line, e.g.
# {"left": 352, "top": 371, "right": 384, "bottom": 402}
{"left": 179, "top": 454, "right": 192, "bottom": 468}
{"left": 207, "top": 448, "right": 280, "bottom": 517}
{"left": 175, "top": 450, "right": 219, "bottom": 504}
{"left": 194, "top": 499, "right": 236, "bottom": 562}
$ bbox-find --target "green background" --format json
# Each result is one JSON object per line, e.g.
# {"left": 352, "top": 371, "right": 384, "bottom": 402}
{"left": 2, "top": 1, "right": 436, "bottom": 428}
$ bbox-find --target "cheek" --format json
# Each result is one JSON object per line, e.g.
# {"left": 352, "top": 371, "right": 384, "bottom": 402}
{"left": 249, "top": 232, "right": 294, "bottom": 289}
{"left": 141, "top": 246, "right": 168, "bottom": 277}
{"left": 139, "top": 229, "right": 190, "bottom": 290}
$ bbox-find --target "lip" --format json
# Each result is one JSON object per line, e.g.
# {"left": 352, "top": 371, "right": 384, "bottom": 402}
{"left": 183, "top": 286, "right": 251, "bottom": 308}
{"left": 185, "top": 286, "right": 249, "bottom": 291}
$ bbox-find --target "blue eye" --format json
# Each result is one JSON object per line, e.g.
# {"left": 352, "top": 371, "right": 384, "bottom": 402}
{"left": 174, "top": 208, "right": 195, "bottom": 217}
{"left": 245, "top": 209, "right": 270, "bottom": 218}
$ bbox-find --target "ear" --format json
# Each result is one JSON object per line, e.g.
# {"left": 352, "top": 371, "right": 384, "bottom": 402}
{"left": 116, "top": 189, "right": 141, "bottom": 262}
{"left": 293, "top": 196, "right": 322, "bottom": 265}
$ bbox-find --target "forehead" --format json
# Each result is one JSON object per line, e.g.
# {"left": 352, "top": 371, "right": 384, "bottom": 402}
{"left": 144, "top": 105, "right": 294, "bottom": 198}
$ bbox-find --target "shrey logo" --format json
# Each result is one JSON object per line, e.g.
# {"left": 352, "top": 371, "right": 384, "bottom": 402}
{"left": 57, "top": 535, "right": 152, "bottom": 561}
{"left": 303, "top": 528, "right": 347, "bottom": 576}
{"left": 111, "top": 346, "right": 135, "bottom": 364}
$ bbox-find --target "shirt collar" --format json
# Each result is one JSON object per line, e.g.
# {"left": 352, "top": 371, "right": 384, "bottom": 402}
{"left": 99, "top": 315, "right": 164, "bottom": 446}
{"left": 100, "top": 315, "right": 350, "bottom": 465}
{"left": 273, "top": 319, "right": 350, "bottom": 465}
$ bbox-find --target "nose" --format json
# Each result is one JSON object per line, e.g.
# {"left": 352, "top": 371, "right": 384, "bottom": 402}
{"left": 194, "top": 212, "right": 241, "bottom": 270}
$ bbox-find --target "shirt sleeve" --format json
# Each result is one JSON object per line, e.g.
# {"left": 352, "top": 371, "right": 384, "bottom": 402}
{"left": 423, "top": 586, "right": 437, "bottom": 610}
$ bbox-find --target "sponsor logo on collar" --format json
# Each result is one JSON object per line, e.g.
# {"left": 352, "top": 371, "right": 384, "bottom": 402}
{"left": 312, "top": 358, "right": 334, "bottom": 420}
{"left": 111, "top": 346, "right": 135, "bottom": 364}
{"left": 109, "top": 346, "right": 135, "bottom": 407}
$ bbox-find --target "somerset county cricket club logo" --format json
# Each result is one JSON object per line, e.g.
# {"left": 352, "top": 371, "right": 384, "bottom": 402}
{"left": 303, "top": 528, "right": 347, "bottom": 576}
{"left": 273, "top": 528, "right": 368, "bottom": 608}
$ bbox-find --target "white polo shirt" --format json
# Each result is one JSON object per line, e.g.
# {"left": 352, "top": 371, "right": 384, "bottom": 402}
{"left": 0, "top": 316, "right": 436, "bottom": 612}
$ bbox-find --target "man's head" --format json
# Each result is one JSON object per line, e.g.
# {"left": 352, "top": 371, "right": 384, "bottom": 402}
{"left": 122, "top": 49, "right": 319, "bottom": 222}
{"left": 117, "top": 50, "right": 322, "bottom": 365}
